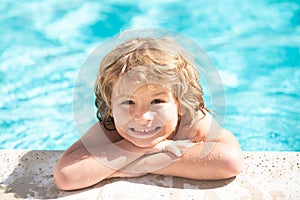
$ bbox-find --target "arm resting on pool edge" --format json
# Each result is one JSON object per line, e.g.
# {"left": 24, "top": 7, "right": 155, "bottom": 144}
{"left": 53, "top": 123, "right": 182, "bottom": 190}
{"left": 53, "top": 139, "right": 146, "bottom": 190}
{"left": 53, "top": 122, "right": 149, "bottom": 191}
{"left": 110, "top": 111, "right": 244, "bottom": 179}
{"left": 54, "top": 112, "right": 243, "bottom": 190}
{"left": 54, "top": 134, "right": 242, "bottom": 190}
{"left": 54, "top": 138, "right": 195, "bottom": 190}
{"left": 154, "top": 129, "right": 243, "bottom": 180}
{"left": 110, "top": 129, "right": 243, "bottom": 180}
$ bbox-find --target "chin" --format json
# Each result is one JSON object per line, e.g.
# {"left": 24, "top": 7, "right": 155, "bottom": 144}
{"left": 131, "top": 140, "right": 156, "bottom": 148}
{"left": 129, "top": 137, "right": 166, "bottom": 148}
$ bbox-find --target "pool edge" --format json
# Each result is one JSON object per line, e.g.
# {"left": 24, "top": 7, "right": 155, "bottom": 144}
{"left": 0, "top": 150, "right": 299, "bottom": 199}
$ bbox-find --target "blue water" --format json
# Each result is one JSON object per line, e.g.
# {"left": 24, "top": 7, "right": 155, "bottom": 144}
{"left": 0, "top": 0, "right": 299, "bottom": 151}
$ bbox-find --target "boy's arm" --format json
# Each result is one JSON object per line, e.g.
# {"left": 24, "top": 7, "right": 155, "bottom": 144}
{"left": 54, "top": 112, "right": 243, "bottom": 190}
{"left": 153, "top": 129, "right": 243, "bottom": 180}
{"left": 158, "top": 111, "right": 244, "bottom": 179}
{"left": 54, "top": 123, "right": 151, "bottom": 190}
{"left": 54, "top": 122, "right": 176, "bottom": 190}
{"left": 112, "top": 130, "right": 243, "bottom": 180}
{"left": 112, "top": 112, "right": 243, "bottom": 180}
{"left": 54, "top": 138, "right": 146, "bottom": 190}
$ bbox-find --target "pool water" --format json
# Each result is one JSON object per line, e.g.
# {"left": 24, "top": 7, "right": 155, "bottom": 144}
{"left": 1, "top": 0, "right": 299, "bottom": 151}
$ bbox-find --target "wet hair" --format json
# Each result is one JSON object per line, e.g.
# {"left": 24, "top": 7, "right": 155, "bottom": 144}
{"left": 94, "top": 37, "right": 207, "bottom": 130}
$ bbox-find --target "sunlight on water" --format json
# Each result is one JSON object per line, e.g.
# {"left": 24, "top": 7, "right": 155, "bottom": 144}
{"left": 0, "top": 0, "right": 299, "bottom": 150}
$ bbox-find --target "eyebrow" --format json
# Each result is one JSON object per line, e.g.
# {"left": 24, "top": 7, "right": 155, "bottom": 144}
{"left": 115, "top": 91, "right": 170, "bottom": 100}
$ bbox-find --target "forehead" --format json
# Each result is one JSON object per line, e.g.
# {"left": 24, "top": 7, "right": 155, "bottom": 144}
{"left": 111, "top": 64, "right": 176, "bottom": 99}
{"left": 112, "top": 77, "right": 172, "bottom": 99}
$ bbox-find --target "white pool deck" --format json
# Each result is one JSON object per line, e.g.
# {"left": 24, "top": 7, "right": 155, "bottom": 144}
{"left": 0, "top": 150, "right": 299, "bottom": 200}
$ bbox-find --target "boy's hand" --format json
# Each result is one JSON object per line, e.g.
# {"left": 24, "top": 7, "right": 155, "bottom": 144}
{"left": 153, "top": 140, "right": 198, "bottom": 157}
{"left": 110, "top": 170, "right": 148, "bottom": 178}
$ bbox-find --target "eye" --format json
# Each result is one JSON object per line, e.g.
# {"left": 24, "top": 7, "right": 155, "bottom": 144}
{"left": 122, "top": 100, "right": 135, "bottom": 105}
{"left": 151, "top": 99, "right": 165, "bottom": 104}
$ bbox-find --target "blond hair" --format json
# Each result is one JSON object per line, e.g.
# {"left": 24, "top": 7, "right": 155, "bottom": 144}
{"left": 95, "top": 37, "right": 207, "bottom": 130}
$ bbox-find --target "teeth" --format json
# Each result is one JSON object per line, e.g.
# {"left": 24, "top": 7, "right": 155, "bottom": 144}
{"left": 134, "top": 127, "right": 156, "bottom": 133}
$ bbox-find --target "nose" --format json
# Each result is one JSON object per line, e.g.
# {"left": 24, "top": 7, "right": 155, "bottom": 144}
{"left": 131, "top": 106, "right": 153, "bottom": 125}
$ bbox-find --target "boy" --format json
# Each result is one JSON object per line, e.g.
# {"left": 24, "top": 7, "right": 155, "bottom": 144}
{"left": 54, "top": 36, "right": 243, "bottom": 190}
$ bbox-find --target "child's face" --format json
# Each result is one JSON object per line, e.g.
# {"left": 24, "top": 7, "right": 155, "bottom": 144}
{"left": 111, "top": 78, "right": 180, "bottom": 148}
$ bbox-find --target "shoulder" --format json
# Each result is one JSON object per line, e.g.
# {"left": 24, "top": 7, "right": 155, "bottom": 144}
{"left": 174, "top": 110, "right": 221, "bottom": 142}
{"left": 173, "top": 111, "right": 204, "bottom": 141}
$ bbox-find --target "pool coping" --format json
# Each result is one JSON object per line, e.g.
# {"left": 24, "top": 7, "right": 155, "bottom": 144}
{"left": 0, "top": 150, "right": 299, "bottom": 199}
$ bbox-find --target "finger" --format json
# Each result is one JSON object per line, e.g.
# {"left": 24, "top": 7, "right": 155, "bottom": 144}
{"left": 173, "top": 140, "right": 190, "bottom": 149}
{"left": 166, "top": 144, "right": 182, "bottom": 157}
{"left": 175, "top": 140, "right": 197, "bottom": 148}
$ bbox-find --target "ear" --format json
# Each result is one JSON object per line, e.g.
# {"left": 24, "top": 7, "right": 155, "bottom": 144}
{"left": 178, "top": 109, "right": 183, "bottom": 116}
{"left": 176, "top": 101, "right": 183, "bottom": 116}
{"left": 177, "top": 106, "right": 182, "bottom": 115}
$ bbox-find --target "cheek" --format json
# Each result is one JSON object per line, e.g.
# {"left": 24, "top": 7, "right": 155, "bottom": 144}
{"left": 154, "top": 104, "right": 179, "bottom": 124}
{"left": 164, "top": 103, "right": 179, "bottom": 116}
{"left": 112, "top": 107, "right": 130, "bottom": 125}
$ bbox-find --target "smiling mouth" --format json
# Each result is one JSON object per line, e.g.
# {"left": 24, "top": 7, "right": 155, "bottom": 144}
{"left": 128, "top": 126, "right": 161, "bottom": 138}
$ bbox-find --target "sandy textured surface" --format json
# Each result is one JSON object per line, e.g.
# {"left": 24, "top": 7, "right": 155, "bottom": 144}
{"left": 0, "top": 150, "right": 299, "bottom": 199}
